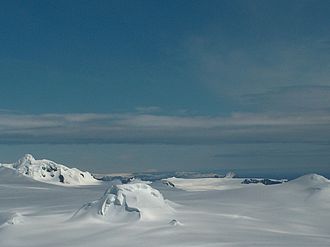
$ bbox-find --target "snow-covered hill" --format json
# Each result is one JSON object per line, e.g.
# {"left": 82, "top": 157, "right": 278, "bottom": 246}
{"left": 0, "top": 154, "right": 99, "bottom": 186}
{"left": 287, "top": 173, "right": 329, "bottom": 187}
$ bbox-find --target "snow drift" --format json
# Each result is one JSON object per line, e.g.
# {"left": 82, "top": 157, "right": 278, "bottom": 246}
{"left": 0, "top": 154, "right": 98, "bottom": 186}
{"left": 73, "top": 183, "right": 173, "bottom": 222}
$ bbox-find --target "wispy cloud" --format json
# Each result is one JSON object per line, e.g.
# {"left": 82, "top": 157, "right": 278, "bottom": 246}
{"left": 0, "top": 111, "right": 329, "bottom": 145}
{"left": 241, "top": 85, "right": 330, "bottom": 112}
{"left": 183, "top": 37, "right": 330, "bottom": 111}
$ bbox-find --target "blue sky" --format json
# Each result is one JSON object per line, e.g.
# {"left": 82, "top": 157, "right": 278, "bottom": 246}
{"left": 1, "top": 0, "right": 330, "bottom": 177}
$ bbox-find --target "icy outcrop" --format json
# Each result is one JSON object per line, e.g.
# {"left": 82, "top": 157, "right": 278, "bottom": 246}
{"left": 73, "top": 183, "right": 173, "bottom": 222}
{"left": 1, "top": 154, "right": 98, "bottom": 186}
{"left": 162, "top": 179, "right": 176, "bottom": 187}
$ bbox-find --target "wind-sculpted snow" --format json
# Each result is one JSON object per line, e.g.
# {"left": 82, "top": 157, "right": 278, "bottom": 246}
{"left": 1, "top": 170, "right": 330, "bottom": 246}
{"left": 0, "top": 212, "right": 24, "bottom": 227}
{"left": 0, "top": 154, "right": 99, "bottom": 186}
{"left": 73, "top": 183, "right": 174, "bottom": 222}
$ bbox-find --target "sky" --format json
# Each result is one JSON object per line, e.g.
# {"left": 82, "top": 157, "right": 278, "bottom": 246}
{"left": 1, "top": 0, "right": 330, "bottom": 177}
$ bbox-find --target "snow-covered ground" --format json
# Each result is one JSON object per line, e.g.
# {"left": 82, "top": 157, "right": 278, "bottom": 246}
{"left": 1, "top": 156, "right": 330, "bottom": 246}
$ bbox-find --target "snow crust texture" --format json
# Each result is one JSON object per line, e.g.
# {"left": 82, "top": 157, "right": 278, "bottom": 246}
{"left": 1, "top": 156, "right": 330, "bottom": 247}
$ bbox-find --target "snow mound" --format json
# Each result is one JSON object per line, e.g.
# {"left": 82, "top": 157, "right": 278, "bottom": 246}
{"left": 169, "top": 219, "right": 183, "bottom": 226}
{"left": 1, "top": 154, "right": 98, "bottom": 186}
{"left": 288, "top": 174, "right": 329, "bottom": 187}
{"left": 6, "top": 213, "right": 24, "bottom": 225}
{"left": 284, "top": 174, "right": 330, "bottom": 202}
{"left": 73, "top": 183, "right": 173, "bottom": 222}
{"left": 0, "top": 213, "right": 24, "bottom": 227}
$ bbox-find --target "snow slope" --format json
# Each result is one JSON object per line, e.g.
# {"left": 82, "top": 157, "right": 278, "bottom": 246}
{"left": 164, "top": 177, "right": 246, "bottom": 191}
{"left": 0, "top": 168, "right": 330, "bottom": 247}
{"left": 0, "top": 154, "right": 99, "bottom": 186}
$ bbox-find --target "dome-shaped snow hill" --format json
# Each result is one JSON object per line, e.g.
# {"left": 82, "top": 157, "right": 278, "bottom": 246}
{"left": 284, "top": 174, "right": 330, "bottom": 203}
{"left": 73, "top": 183, "right": 173, "bottom": 222}
{"left": 3, "top": 154, "right": 98, "bottom": 185}
{"left": 288, "top": 174, "right": 329, "bottom": 187}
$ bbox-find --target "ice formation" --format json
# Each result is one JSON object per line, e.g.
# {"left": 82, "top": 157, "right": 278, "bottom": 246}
{"left": 73, "top": 183, "right": 173, "bottom": 222}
